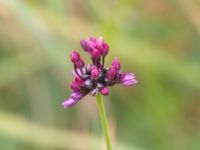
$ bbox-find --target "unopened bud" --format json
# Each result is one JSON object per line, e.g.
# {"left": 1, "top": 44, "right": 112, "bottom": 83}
{"left": 70, "top": 51, "right": 80, "bottom": 63}
{"left": 100, "top": 87, "right": 109, "bottom": 96}
{"left": 91, "top": 66, "right": 99, "bottom": 80}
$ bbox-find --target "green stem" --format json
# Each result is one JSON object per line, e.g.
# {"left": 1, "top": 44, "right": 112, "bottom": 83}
{"left": 96, "top": 94, "right": 111, "bottom": 150}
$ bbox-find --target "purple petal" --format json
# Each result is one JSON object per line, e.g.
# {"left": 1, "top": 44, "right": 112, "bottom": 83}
{"left": 90, "top": 36, "right": 97, "bottom": 43}
{"left": 120, "top": 73, "right": 137, "bottom": 86}
{"left": 75, "top": 59, "right": 85, "bottom": 68}
{"left": 62, "top": 98, "right": 77, "bottom": 108}
{"left": 97, "top": 36, "right": 103, "bottom": 48}
{"left": 70, "top": 51, "right": 80, "bottom": 63}
{"left": 80, "top": 40, "right": 88, "bottom": 51}
{"left": 70, "top": 82, "right": 81, "bottom": 92}
{"left": 111, "top": 58, "right": 121, "bottom": 71}
{"left": 101, "top": 43, "right": 109, "bottom": 56}
{"left": 91, "top": 48, "right": 101, "bottom": 58}
{"left": 87, "top": 41, "right": 96, "bottom": 51}
{"left": 71, "top": 92, "right": 84, "bottom": 101}
{"left": 91, "top": 66, "right": 99, "bottom": 80}
{"left": 108, "top": 67, "right": 116, "bottom": 80}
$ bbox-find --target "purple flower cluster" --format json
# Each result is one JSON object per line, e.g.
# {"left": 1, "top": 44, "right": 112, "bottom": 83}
{"left": 63, "top": 36, "right": 137, "bottom": 108}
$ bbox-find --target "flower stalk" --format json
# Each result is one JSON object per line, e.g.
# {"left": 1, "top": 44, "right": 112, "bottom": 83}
{"left": 96, "top": 94, "right": 111, "bottom": 150}
{"left": 62, "top": 35, "right": 137, "bottom": 149}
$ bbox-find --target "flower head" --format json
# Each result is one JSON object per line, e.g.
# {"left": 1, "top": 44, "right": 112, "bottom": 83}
{"left": 62, "top": 36, "right": 137, "bottom": 108}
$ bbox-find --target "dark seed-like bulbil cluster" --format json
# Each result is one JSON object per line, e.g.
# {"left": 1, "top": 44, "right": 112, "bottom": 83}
{"left": 62, "top": 36, "right": 137, "bottom": 108}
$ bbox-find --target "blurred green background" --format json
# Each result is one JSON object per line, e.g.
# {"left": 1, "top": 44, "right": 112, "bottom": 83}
{"left": 0, "top": 0, "right": 200, "bottom": 150}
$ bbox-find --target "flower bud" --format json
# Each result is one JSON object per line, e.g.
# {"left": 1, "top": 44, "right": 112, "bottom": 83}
{"left": 62, "top": 98, "right": 77, "bottom": 108}
{"left": 101, "top": 43, "right": 109, "bottom": 56}
{"left": 108, "top": 67, "right": 116, "bottom": 80}
{"left": 100, "top": 87, "right": 109, "bottom": 96}
{"left": 91, "top": 49, "right": 101, "bottom": 58}
{"left": 75, "top": 77, "right": 84, "bottom": 85}
{"left": 70, "top": 51, "right": 80, "bottom": 63}
{"left": 112, "top": 58, "right": 121, "bottom": 71}
{"left": 80, "top": 40, "right": 88, "bottom": 51}
{"left": 90, "top": 36, "right": 97, "bottom": 43}
{"left": 91, "top": 66, "right": 99, "bottom": 80}
{"left": 87, "top": 41, "right": 95, "bottom": 52}
{"left": 120, "top": 73, "right": 137, "bottom": 86}
{"left": 71, "top": 92, "right": 84, "bottom": 101}
{"left": 70, "top": 77, "right": 83, "bottom": 92}
{"left": 70, "top": 81, "right": 81, "bottom": 92}
{"left": 97, "top": 36, "right": 103, "bottom": 48}
{"left": 76, "top": 59, "right": 85, "bottom": 68}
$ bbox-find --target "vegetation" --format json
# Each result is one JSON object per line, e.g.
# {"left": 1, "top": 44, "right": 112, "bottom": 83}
{"left": 0, "top": 0, "right": 200, "bottom": 149}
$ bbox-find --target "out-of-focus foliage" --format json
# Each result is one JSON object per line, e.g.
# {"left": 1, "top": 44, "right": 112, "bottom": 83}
{"left": 0, "top": 0, "right": 200, "bottom": 149}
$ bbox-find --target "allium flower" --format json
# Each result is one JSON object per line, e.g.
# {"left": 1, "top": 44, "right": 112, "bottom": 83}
{"left": 62, "top": 36, "right": 137, "bottom": 108}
